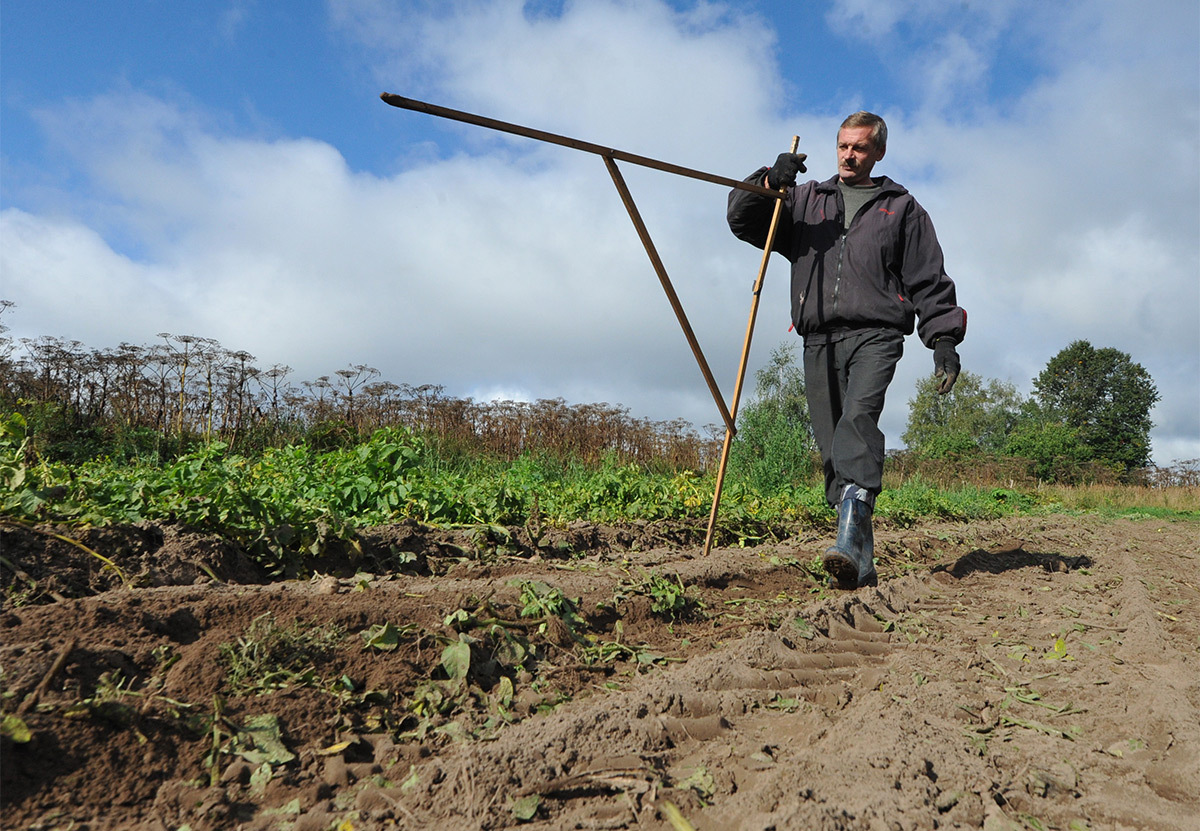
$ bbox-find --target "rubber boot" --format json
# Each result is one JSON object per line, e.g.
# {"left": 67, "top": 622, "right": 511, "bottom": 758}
{"left": 823, "top": 488, "right": 877, "bottom": 589}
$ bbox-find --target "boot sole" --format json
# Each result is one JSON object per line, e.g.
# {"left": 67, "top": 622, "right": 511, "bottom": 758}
{"left": 822, "top": 550, "right": 860, "bottom": 589}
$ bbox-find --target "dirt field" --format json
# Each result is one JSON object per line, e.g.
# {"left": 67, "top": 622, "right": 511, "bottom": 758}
{"left": 2, "top": 513, "right": 1198, "bottom": 831}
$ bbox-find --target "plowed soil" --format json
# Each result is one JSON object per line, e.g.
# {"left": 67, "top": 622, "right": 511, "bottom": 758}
{"left": 2, "top": 513, "right": 1198, "bottom": 830}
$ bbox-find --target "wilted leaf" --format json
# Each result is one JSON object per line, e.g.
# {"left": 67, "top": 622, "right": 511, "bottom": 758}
{"left": 233, "top": 713, "right": 296, "bottom": 765}
{"left": 1042, "top": 637, "right": 1073, "bottom": 661}
{"left": 495, "top": 675, "right": 514, "bottom": 708}
{"left": 791, "top": 617, "right": 816, "bottom": 640}
{"left": 400, "top": 765, "right": 421, "bottom": 793}
{"left": 441, "top": 638, "right": 471, "bottom": 683}
{"left": 678, "top": 766, "right": 715, "bottom": 799}
{"left": 661, "top": 800, "right": 698, "bottom": 831}
{"left": 512, "top": 794, "right": 540, "bottom": 821}
{"left": 267, "top": 798, "right": 301, "bottom": 815}
{"left": 249, "top": 762, "right": 273, "bottom": 793}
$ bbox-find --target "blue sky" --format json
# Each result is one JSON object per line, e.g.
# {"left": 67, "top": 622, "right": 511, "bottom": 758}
{"left": 3, "top": 0, "right": 1198, "bottom": 466}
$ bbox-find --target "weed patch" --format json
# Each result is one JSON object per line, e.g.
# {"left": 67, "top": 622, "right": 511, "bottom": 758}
{"left": 218, "top": 613, "right": 345, "bottom": 695}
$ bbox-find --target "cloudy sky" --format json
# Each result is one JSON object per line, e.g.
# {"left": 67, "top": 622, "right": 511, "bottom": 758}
{"left": 3, "top": 0, "right": 1198, "bottom": 466}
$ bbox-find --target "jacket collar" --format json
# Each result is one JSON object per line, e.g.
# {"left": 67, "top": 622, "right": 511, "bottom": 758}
{"left": 815, "top": 174, "right": 907, "bottom": 196}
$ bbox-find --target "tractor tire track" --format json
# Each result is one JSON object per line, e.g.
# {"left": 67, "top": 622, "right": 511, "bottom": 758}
{"left": 389, "top": 517, "right": 1198, "bottom": 830}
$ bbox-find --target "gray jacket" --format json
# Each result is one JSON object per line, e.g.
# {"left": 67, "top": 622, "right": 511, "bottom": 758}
{"left": 728, "top": 172, "right": 967, "bottom": 347}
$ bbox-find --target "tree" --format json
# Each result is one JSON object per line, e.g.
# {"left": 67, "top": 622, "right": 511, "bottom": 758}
{"left": 728, "top": 342, "right": 817, "bottom": 493}
{"left": 902, "top": 370, "right": 1024, "bottom": 457}
{"left": 1031, "top": 340, "right": 1159, "bottom": 473}
{"left": 1003, "top": 417, "right": 1091, "bottom": 483}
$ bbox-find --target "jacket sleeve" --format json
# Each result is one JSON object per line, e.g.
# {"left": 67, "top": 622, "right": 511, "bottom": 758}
{"left": 727, "top": 168, "right": 794, "bottom": 258}
{"left": 902, "top": 203, "right": 967, "bottom": 347}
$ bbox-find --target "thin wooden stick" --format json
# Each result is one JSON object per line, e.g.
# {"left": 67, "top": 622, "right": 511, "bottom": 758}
{"left": 703, "top": 137, "right": 800, "bottom": 556}
{"left": 603, "top": 156, "right": 735, "bottom": 435}
{"left": 18, "top": 637, "right": 77, "bottom": 715}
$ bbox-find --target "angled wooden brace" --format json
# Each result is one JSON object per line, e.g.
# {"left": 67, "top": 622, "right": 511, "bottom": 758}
{"left": 380, "top": 93, "right": 794, "bottom": 552}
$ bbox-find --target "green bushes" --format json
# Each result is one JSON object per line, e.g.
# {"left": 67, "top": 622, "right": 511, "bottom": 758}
{"left": 1002, "top": 421, "right": 1095, "bottom": 483}
{"left": 727, "top": 343, "right": 818, "bottom": 493}
{"left": 901, "top": 341, "right": 1163, "bottom": 483}
{"left": 3, "top": 405, "right": 1194, "bottom": 579}
{"left": 1, "top": 422, "right": 724, "bottom": 571}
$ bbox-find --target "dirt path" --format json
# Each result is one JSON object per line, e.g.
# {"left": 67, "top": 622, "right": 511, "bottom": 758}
{"left": 2, "top": 514, "right": 1197, "bottom": 830}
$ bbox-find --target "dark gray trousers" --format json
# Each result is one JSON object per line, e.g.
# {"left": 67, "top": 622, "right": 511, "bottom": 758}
{"left": 803, "top": 329, "right": 904, "bottom": 507}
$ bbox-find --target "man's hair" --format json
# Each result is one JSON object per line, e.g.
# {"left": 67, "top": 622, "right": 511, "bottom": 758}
{"left": 840, "top": 111, "right": 887, "bottom": 152}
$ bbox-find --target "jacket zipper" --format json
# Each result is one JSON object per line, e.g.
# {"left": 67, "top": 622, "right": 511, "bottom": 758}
{"left": 830, "top": 192, "right": 883, "bottom": 321}
{"left": 832, "top": 231, "right": 847, "bottom": 320}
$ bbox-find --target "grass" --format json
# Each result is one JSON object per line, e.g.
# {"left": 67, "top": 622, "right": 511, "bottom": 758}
{"left": 1034, "top": 482, "right": 1200, "bottom": 515}
{"left": 878, "top": 469, "right": 1198, "bottom": 521}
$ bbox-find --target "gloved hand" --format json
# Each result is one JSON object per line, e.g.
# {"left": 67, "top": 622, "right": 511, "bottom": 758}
{"left": 766, "top": 152, "right": 808, "bottom": 190}
{"left": 934, "top": 339, "right": 960, "bottom": 394}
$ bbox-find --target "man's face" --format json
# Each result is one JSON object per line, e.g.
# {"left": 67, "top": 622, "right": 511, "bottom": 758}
{"left": 837, "top": 125, "right": 885, "bottom": 186}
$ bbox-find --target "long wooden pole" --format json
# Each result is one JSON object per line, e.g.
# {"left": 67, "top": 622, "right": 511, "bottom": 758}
{"left": 702, "top": 137, "right": 799, "bottom": 556}
{"left": 381, "top": 93, "right": 780, "bottom": 199}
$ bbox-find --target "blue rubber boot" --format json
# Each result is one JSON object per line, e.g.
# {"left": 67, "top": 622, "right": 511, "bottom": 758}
{"left": 823, "top": 487, "right": 877, "bottom": 589}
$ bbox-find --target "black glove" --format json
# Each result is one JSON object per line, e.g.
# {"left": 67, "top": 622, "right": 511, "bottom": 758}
{"left": 934, "top": 338, "right": 960, "bottom": 395}
{"left": 766, "top": 152, "right": 807, "bottom": 190}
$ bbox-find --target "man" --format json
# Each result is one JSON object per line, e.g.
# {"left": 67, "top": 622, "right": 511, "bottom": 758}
{"left": 727, "top": 111, "right": 966, "bottom": 589}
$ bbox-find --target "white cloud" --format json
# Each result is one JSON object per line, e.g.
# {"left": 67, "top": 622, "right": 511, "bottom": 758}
{"left": 1, "top": 209, "right": 178, "bottom": 346}
{"left": 219, "top": 1, "right": 255, "bottom": 42}
{"left": 912, "top": 31, "right": 989, "bottom": 113}
{"left": 333, "top": 0, "right": 784, "bottom": 167}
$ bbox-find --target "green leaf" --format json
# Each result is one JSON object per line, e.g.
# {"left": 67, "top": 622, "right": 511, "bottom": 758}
{"left": 1, "top": 714, "right": 32, "bottom": 743}
{"left": 232, "top": 713, "right": 296, "bottom": 765}
{"left": 441, "top": 638, "right": 471, "bottom": 683}
{"left": 361, "top": 622, "right": 401, "bottom": 651}
{"left": 512, "top": 794, "right": 540, "bottom": 821}
{"left": 444, "top": 609, "right": 474, "bottom": 631}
